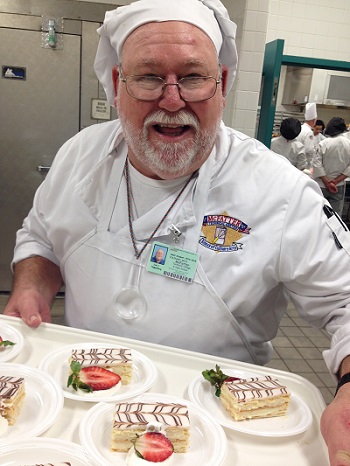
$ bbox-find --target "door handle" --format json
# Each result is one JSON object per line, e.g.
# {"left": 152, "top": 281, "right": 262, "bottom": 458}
{"left": 37, "top": 165, "right": 51, "bottom": 172}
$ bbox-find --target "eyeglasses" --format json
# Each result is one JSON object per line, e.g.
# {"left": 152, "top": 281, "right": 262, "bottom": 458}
{"left": 119, "top": 72, "right": 222, "bottom": 102}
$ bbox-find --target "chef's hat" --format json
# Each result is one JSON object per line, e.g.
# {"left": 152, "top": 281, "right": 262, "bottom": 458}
{"left": 94, "top": 0, "right": 238, "bottom": 106}
{"left": 304, "top": 102, "right": 317, "bottom": 120}
{"left": 325, "top": 117, "right": 347, "bottom": 137}
{"left": 280, "top": 117, "right": 301, "bottom": 141}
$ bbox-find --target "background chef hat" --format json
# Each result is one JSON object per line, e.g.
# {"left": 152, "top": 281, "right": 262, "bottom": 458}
{"left": 94, "top": 0, "right": 238, "bottom": 106}
{"left": 324, "top": 117, "right": 347, "bottom": 137}
{"left": 304, "top": 102, "right": 317, "bottom": 120}
{"left": 280, "top": 117, "right": 301, "bottom": 141}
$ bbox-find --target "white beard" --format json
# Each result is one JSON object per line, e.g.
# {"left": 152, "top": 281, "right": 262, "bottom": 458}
{"left": 118, "top": 107, "right": 222, "bottom": 178}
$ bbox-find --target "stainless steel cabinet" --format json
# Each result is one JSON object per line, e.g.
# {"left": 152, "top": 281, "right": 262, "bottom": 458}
{"left": 0, "top": 1, "right": 116, "bottom": 291}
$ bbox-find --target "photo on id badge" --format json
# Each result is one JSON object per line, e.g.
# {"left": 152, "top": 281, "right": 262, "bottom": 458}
{"left": 151, "top": 245, "right": 168, "bottom": 265}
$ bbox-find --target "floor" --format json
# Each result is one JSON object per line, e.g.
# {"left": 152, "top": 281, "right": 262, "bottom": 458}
{"left": 0, "top": 293, "right": 336, "bottom": 404}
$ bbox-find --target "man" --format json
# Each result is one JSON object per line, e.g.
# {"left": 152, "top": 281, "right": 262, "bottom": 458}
{"left": 313, "top": 119, "right": 326, "bottom": 145}
{"left": 296, "top": 102, "right": 318, "bottom": 168}
{"left": 271, "top": 117, "right": 307, "bottom": 170}
{"left": 3, "top": 1, "right": 350, "bottom": 463}
{"left": 152, "top": 247, "right": 166, "bottom": 265}
{"left": 313, "top": 117, "right": 350, "bottom": 216}
{"left": 313, "top": 119, "right": 326, "bottom": 175}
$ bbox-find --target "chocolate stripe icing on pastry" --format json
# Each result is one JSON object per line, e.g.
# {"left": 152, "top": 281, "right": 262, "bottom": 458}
{"left": 224, "top": 376, "right": 290, "bottom": 402}
{"left": 71, "top": 348, "right": 131, "bottom": 365}
{"left": 113, "top": 402, "right": 190, "bottom": 429}
{"left": 0, "top": 376, "right": 24, "bottom": 399}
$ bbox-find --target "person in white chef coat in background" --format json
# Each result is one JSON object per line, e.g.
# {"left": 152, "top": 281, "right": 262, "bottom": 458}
{"left": 296, "top": 102, "right": 318, "bottom": 168}
{"left": 313, "top": 117, "right": 350, "bottom": 216}
{"left": 345, "top": 124, "right": 350, "bottom": 140}
{"left": 311, "top": 120, "right": 327, "bottom": 179}
{"left": 313, "top": 119, "right": 326, "bottom": 145}
{"left": 3, "top": 1, "right": 350, "bottom": 463}
{"left": 271, "top": 117, "right": 307, "bottom": 170}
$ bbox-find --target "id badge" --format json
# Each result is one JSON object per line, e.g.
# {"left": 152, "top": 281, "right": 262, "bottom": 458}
{"left": 146, "top": 241, "right": 198, "bottom": 283}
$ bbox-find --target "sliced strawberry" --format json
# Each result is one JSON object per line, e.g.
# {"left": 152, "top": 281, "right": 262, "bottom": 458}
{"left": 225, "top": 376, "right": 241, "bottom": 382}
{"left": 80, "top": 366, "right": 121, "bottom": 391}
{"left": 134, "top": 432, "right": 174, "bottom": 463}
{"left": 67, "top": 361, "right": 121, "bottom": 392}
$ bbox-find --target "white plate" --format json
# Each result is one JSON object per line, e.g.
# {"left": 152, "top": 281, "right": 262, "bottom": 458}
{"left": 0, "top": 363, "right": 64, "bottom": 444}
{"left": 188, "top": 369, "right": 313, "bottom": 437}
{"left": 0, "top": 323, "right": 24, "bottom": 362}
{"left": 0, "top": 437, "right": 97, "bottom": 465}
{"left": 38, "top": 342, "right": 157, "bottom": 402}
{"left": 79, "top": 393, "right": 227, "bottom": 466}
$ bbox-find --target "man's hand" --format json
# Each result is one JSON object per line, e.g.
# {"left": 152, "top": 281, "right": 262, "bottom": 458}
{"left": 2, "top": 256, "right": 63, "bottom": 328}
{"left": 3, "top": 289, "right": 52, "bottom": 327}
{"left": 326, "top": 180, "right": 338, "bottom": 193}
{"left": 321, "top": 385, "right": 350, "bottom": 465}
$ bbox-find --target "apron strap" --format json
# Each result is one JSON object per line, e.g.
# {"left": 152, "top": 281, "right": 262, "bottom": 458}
{"left": 183, "top": 153, "right": 214, "bottom": 252}
{"left": 98, "top": 147, "right": 128, "bottom": 231}
{"left": 61, "top": 147, "right": 127, "bottom": 266}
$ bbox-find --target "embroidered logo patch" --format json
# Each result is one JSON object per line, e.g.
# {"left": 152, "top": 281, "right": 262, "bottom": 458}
{"left": 200, "top": 211, "right": 251, "bottom": 252}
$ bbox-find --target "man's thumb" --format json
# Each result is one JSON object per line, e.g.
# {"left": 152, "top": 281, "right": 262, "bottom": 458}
{"left": 336, "top": 451, "right": 350, "bottom": 465}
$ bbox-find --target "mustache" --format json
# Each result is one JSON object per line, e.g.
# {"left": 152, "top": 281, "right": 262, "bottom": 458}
{"left": 144, "top": 110, "right": 200, "bottom": 131}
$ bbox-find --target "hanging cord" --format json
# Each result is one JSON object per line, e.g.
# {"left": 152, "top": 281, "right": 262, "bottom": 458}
{"left": 124, "top": 160, "right": 195, "bottom": 259}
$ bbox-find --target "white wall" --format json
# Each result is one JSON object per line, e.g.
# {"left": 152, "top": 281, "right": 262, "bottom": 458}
{"left": 267, "top": 0, "right": 350, "bottom": 61}
{"left": 224, "top": 0, "right": 270, "bottom": 135}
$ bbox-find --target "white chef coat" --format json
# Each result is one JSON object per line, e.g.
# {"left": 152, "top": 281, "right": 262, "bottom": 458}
{"left": 313, "top": 132, "right": 326, "bottom": 146}
{"left": 296, "top": 122, "right": 316, "bottom": 167}
{"left": 271, "top": 136, "right": 307, "bottom": 170}
{"left": 313, "top": 134, "right": 350, "bottom": 188}
{"left": 13, "top": 120, "right": 350, "bottom": 375}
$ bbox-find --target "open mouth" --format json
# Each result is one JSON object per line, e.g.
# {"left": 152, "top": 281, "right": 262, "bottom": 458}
{"left": 153, "top": 124, "right": 191, "bottom": 137}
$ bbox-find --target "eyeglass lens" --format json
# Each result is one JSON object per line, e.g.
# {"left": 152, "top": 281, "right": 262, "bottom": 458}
{"left": 124, "top": 76, "right": 219, "bottom": 102}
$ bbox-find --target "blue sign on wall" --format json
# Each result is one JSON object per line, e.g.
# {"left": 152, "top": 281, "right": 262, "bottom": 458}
{"left": 2, "top": 66, "right": 26, "bottom": 80}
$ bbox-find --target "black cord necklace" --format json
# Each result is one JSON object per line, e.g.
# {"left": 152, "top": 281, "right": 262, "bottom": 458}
{"left": 124, "top": 160, "right": 194, "bottom": 259}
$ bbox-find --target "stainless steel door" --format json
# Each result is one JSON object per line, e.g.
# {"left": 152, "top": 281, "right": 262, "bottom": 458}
{"left": 0, "top": 27, "right": 80, "bottom": 290}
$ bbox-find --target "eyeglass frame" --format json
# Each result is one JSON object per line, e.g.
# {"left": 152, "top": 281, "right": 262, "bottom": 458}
{"left": 118, "top": 68, "right": 223, "bottom": 103}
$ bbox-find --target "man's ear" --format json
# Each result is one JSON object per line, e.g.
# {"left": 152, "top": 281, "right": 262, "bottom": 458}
{"left": 220, "top": 65, "right": 229, "bottom": 97}
{"left": 112, "top": 65, "right": 120, "bottom": 96}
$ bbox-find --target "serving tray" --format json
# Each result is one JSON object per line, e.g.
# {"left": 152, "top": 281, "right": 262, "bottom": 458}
{"left": 0, "top": 314, "right": 329, "bottom": 465}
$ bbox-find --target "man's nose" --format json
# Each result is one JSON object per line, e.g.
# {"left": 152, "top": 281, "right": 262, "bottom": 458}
{"left": 158, "top": 83, "right": 186, "bottom": 112}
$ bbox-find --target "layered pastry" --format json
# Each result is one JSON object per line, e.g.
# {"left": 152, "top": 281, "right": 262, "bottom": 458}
{"left": 69, "top": 347, "right": 132, "bottom": 384}
{"left": 111, "top": 402, "right": 190, "bottom": 453}
{"left": 220, "top": 375, "right": 291, "bottom": 421}
{"left": 0, "top": 375, "right": 25, "bottom": 426}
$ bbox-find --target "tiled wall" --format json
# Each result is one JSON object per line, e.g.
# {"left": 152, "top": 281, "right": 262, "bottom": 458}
{"left": 224, "top": 0, "right": 270, "bottom": 135}
{"left": 267, "top": 0, "right": 350, "bottom": 61}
